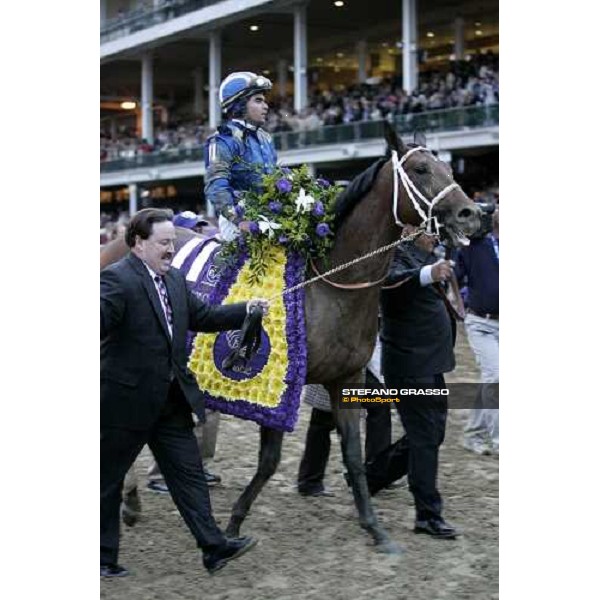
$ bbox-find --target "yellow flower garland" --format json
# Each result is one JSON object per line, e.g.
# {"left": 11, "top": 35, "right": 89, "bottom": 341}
{"left": 188, "top": 246, "right": 289, "bottom": 408}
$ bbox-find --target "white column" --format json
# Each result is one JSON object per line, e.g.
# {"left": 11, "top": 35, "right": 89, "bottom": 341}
{"left": 277, "top": 59, "right": 287, "bottom": 98}
{"left": 193, "top": 67, "right": 205, "bottom": 117}
{"left": 100, "top": 0, "right": 107, "bottom": 26}
{"left": 454, "top": 17, "right": 465, "bottom": 60}
{"left": 305, "top": 163, "right": 315, "bottom": 177}
{"left": 128, "top": 183, "right": 138, "bottom": 216}
{"left": 293, "top": 4, "right": 308, "bottom": 112}
{"left": 402, "top": 0, "right": 418, "bottom": 93}
{"left": 208, "top": 31, "right": 222, "bottom": 130}
{"left": 141, "top": 53, "right": 154, "bottom": 144}
{"left": 357, "top": 40, "right": 368, "bottom": 83}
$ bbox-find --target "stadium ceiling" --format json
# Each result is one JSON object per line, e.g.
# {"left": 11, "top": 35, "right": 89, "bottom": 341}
{"left": 101, "top": 0, "right": 498, "bottom": 101}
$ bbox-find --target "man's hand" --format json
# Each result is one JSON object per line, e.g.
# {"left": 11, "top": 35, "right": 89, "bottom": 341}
{"left": 431, "top": 259, "right": 455, "bottom": 283}
{"left": 247, "top": 298, "right": 270, "bottom": 316}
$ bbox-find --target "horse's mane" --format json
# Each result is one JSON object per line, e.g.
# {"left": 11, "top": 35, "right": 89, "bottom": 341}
{"left": 333, "top": 157, "right": 387, "bottom": 229}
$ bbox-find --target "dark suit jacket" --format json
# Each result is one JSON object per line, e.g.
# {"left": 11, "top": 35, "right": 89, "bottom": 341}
{"left": 100, "top": 252, "right": 247, "bottom": 430}
{"left": 379, "top": 244, "right": 455, "bottom": 378}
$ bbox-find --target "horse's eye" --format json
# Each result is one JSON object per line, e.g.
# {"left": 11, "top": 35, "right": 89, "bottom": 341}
{"left": 414, "top": 164, "right": 429, "bottom": 175}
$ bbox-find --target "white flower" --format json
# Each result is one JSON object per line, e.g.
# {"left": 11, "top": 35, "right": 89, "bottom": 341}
{"left": 257, "top": 214, "right": 282, "bottom": 239}
{"left": 295, "top": 187, "right": 315, "bottom": 214}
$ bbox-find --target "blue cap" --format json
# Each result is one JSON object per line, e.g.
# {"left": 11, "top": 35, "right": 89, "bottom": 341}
{"left": 173, "top": 211, "right": 204, "bottom": 229}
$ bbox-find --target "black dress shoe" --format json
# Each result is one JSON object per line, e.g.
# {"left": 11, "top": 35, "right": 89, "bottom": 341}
{"left": 204, "top": 470, "right": 222, "bottom": 487}
{"left": 203, "top": 536, "right": 258, "bottom": 575}
{"left": 414, "top": 518, "right": 459, "bottom": 539}
{"left": 147, "top": 481, "right": 170, "bottom": 494}
{"left": 100, "top": 563, "right": 129, "bottom": 578}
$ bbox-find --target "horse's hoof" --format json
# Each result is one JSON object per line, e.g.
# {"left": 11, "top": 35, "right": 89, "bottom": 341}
{"left": 121, "top": 504, "right": 139, "bottom": 527}
{"left": 375, "top": 539, "right": 404, "bottom": 555}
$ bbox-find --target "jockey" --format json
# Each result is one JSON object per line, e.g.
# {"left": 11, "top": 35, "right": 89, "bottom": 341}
{"left": 204, "top": 71, "right": 278, "bottom": 241}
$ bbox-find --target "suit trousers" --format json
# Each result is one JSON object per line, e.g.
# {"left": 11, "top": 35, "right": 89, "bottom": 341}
{"left": 297, "top": 408, "right": 336, "bottom": 494}
{"left": 101, "top": 382, "right": 226, "bottom": 565}
{"left": 297, "top": 374, "right": 391, "bottom": 494}
{"left": 366, "top": 374, "right": 448, "bottom": 521}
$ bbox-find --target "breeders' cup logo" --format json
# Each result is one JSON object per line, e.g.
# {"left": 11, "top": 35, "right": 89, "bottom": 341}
{"left": 205, "top": 264, "right": 219, "bottom": 286}
{"left": 213, "top": 328, "right": 271, "bottom": 381}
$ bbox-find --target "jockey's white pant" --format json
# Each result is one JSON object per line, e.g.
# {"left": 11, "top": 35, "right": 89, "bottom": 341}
{"left": 218, "top": 215, "right": 240, "bottom": 242}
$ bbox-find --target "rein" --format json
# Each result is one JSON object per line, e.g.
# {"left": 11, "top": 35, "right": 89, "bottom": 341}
{"left": 267, "top": 147, "right": 459, "bottom": 299}
{"left": 266, "top": 227, "right": 425, "bottom": 301}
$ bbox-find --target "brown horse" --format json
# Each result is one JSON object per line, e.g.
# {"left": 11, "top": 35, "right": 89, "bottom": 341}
{"left": 100, "top": 122, "right": 480, "bottom": 554}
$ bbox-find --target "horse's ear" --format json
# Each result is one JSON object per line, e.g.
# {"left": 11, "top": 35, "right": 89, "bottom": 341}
{"left": 413, "top": 130, "right": 427, "bottom": 148}
{"left": 383, "top": 120, "right": 407, "bottom": 156}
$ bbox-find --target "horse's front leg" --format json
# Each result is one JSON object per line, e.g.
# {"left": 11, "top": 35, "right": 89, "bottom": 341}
{"left": 226, "top": 426, "right": 284, "bottom": 537}
{"left": 327, "top": 379, "right": 403, "bottom": 555}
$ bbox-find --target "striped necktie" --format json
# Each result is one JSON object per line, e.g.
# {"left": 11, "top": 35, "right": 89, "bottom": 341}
{"left": 154, "top": 275, "right": 173, "bottom": 329}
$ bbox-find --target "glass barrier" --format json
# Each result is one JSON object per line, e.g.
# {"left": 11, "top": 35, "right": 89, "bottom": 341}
{"left": 101, "top": 1, "right": 225, "bottom": 43}
{"left": 100, "top": 105, "right": 499, "bottom": 173}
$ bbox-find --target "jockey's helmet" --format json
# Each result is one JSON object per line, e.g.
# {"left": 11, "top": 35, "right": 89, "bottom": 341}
{"left": 219, "top": 72, "right": 272, "bottom": 113}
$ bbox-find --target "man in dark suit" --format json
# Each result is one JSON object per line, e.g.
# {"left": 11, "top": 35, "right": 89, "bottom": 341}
{"left": 101, "top": 208, "right": 268, "bottom": 577}
{"left": 366, "top": 225, "right": 459, "bottom": 539}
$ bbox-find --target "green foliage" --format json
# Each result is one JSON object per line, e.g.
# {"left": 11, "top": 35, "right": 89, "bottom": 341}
{"left": 222, "top": 164, "right": 340, "bottom": 285}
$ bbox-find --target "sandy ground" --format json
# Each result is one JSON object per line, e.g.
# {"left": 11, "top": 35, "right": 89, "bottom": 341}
{"left": 101, "top": 325, "right": 498, "bottom": 599}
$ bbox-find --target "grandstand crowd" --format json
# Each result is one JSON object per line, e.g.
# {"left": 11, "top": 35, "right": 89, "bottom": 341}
{"left": 100, "top": 52, "right": 498, "bottom": 162}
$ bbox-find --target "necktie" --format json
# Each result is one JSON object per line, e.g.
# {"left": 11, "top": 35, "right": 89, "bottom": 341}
{"left": 154, "top": 275, "right": 173, "bottom": 328}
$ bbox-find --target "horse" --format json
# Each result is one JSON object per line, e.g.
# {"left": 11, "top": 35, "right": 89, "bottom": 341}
{"left": 100, "top": 121, "right": 481, "bottom": 554}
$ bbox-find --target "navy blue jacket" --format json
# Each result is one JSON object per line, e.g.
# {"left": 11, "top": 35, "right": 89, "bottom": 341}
{"left": 380, "top": 244, "right": 455, "bottom": 378}
{"left": 453, "top": 235, "right": 499, "bottom": 315}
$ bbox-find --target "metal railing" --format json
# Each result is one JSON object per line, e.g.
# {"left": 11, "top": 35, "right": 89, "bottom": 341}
{"left": 101, "top": 1, "right": 226, "bottom": 43}
{"left": 100, "top": 104, "right": 499, "bottom": 173}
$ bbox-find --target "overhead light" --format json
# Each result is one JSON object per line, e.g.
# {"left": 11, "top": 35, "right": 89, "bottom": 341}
{"left": 263, "top": 69, "right": 270, "bottom": 75}
{"left": 120, "top": 101, "right": 136, "bottom": 110}
{"left": 395, "top": 41, "right": 403, "bottom": 49}
{"left": 334, "top": 1, "right": 344, "bottom": 7}
{"left": 250, "top": 24, "right": 259, "bottom": 32}
{"left": 316, "top": 57, "right": 323, "bottom": 62}
{"left": 426, "top": 31, "right": 435, "bottom": 38}
{"left": 475, "top": 21, "right": 482, "bottom": 27}
{"left": 336, "top": 52, "right": 344, "bottom": 58}
{"left": 381, "top": 42, "right": 389, "bottom": 47}
{"left": 475, "top": 30, "right": 483, "bottom": 36}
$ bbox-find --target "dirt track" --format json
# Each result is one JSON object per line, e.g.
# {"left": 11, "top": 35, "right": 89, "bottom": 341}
{"left": 101, "top": 326, "right": 498, "bottom": 599}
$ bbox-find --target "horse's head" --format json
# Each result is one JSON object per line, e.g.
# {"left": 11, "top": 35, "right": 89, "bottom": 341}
{"left": 383, "top": 122, "right": 480, "bottom": 247}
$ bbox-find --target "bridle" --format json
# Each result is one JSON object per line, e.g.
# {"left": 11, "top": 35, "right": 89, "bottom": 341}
{"left": 308, "top": 146, "right": 461, "bottom": 291}
{"left": 392, "top": 146, "right": 459, "bottom": 235}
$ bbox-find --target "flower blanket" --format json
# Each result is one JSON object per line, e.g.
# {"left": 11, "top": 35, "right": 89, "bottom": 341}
{"left": 173, "top": 236, "right": 307, "bottom": 432}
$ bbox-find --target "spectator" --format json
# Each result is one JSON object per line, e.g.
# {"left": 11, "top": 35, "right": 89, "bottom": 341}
{"left": 454, "top": 208, "right": 499, "bottom": 455}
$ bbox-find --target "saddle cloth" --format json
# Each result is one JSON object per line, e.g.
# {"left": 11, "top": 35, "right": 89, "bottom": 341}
{"left": 172, "top": 236, "right": 307, "bottom": 432}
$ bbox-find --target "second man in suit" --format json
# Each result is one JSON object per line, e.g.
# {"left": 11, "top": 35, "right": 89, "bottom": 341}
{"left": 366, "top": 225, "right": 459, "bottom": 539}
